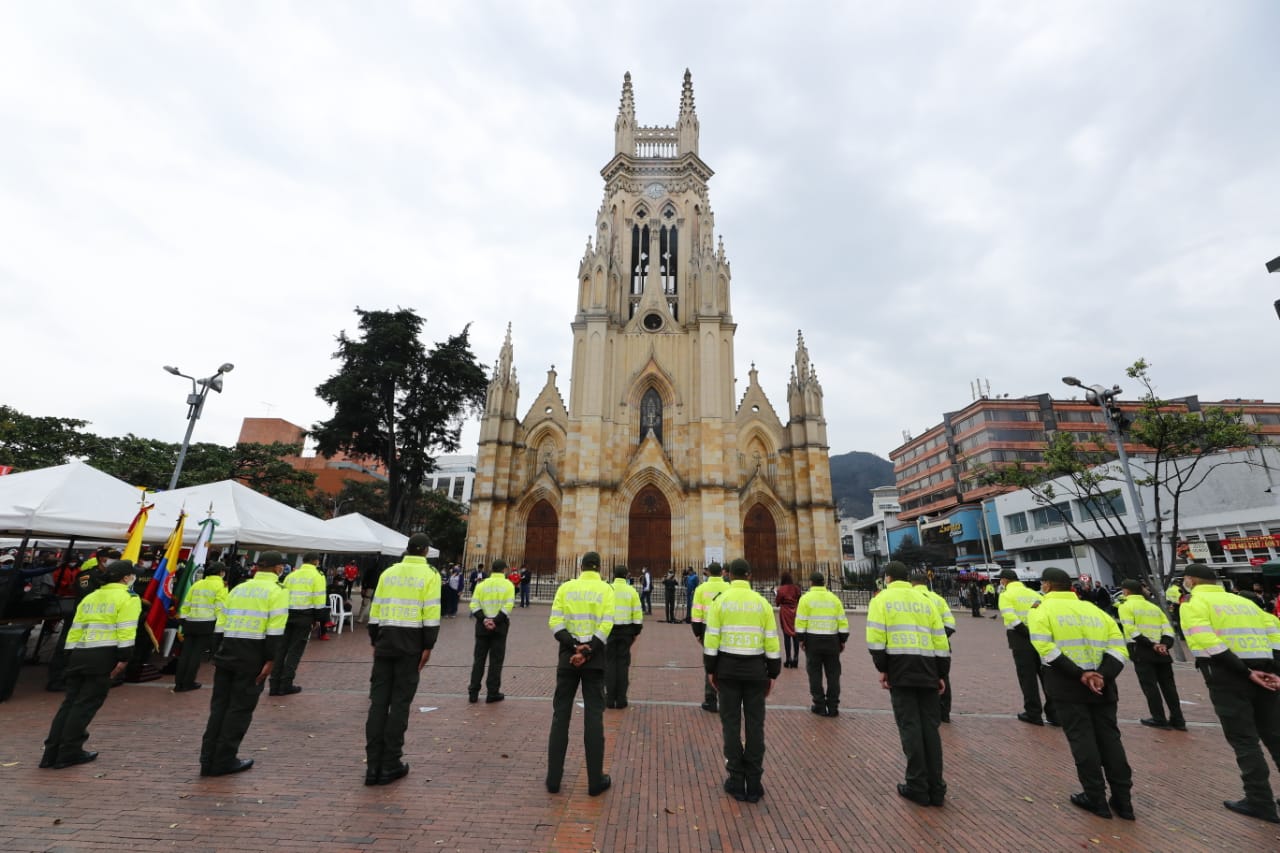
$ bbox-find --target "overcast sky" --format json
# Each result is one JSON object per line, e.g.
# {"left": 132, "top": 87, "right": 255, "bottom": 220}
{"left": 2, "top": 2, "right": 1277, "bottom": 467}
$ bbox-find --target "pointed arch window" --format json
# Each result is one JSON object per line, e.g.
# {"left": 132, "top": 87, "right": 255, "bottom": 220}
{"left": 630, "top": 222, "right": 650, "bottom": 310}
{"left": 639, "top": 388, "right": 663, "bottom": 444}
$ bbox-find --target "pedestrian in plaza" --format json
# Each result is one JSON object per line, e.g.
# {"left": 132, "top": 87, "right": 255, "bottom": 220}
{"left": 911, "top": 571, "right": 956, "bottom": 722}
{"left": 468, "top": 564, "right": 483, "bottom": 595}
{"left": 705, "top": 558, "right": 780, "bottom": 803}
{"left": 606, "top": 564, "right": 644, "bottom": 709}
{"left": 774, "top": 571, "right": 802, "bottom": 669}
{"left": 683, "top": 567, "right": 699, "bottom": 623}
{"left": 363, "top": 534, "right": 441, "bottom": 785}
{"left": 1179, "top": 562, "right": 1280, "bottom": 823}
{"left": 270, "top": 553, "right": 325, "bottom": 696}
{"left": 173, "top": 561, "right": 228, "bottom": 692}
{"left": 867, "top": 561, "right": 949, "bottom": 807}
{"left": 639, "top": 566, "right": 653, "bottom": 615}
{"left": 342, "top": 561, "right": 358, "bottom": 600}
{"left": 1115, "top": 579, "right": 1185, "bottom": 731}
{"left": 966, "top": 580, "right": 982, "bottom": 619}
{"left": 441, "top": 566, "right": 461, "bottom": 617}
{"left": 1027, "top": 566, "right": 1134, "bottom": 820}
{"left": 998, "top": 568, "right": 1057, "bottom": 726}
{"left": 691, "top": 562, "right": 730, "bottom": 712}
{"left": 546, "top": 551, "right": 615, "bottom": 796}
{"left": 983, "top": 580, "right": 998, "bottom": 617}
{"left": 469, "top": 559, "right": 515, "bottom": 704}
{"left": 41, "top": 560, "right": 141, "bottom": 769}
{"left": 662, "top": 569, "right": 678, "bottom": 623}
{"left": 519, "top": 564, "right": 532, "bottom": 608}
{"left": 199, "top": 551, "right": 289, "bottom": 777}
{"left": 796, "top": 571, "right": 848, "bottom": 717}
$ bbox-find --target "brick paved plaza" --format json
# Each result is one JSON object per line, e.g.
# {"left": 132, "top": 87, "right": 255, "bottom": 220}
{"left": 4, "top": 601, "right": 1280, "bottom": 852}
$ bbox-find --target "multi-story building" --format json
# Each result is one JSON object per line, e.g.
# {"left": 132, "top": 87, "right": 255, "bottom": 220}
{"left": 890, "top": 394, "right": 1280, "bottom": 523}
{"left": 237, "top": 417, "right": 386, "bottom": 499}
{"left": 425, "top": 454, "right": 477, "bottom": 505}
{"left": 840, "top": 485, "right": 899, "bottom": 573}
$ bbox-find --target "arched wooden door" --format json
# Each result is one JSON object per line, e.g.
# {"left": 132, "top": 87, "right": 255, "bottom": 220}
{"left": 628, "top": 485, "right": 671, "bottom": 575}
{"left": 743, "top": 504, "right": 779, "bottom": 581}
{"left": 524, "top": 499, "right": 559, "bottom": 574}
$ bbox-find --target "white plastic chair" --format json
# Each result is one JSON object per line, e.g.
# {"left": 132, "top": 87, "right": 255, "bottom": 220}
{"left": 329, "top": 593, "right": 354, "bottom": 635}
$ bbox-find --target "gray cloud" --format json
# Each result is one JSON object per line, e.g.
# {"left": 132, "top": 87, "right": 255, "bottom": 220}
{"left": 1, "top": 2, "right": 1276, "bottom": 465}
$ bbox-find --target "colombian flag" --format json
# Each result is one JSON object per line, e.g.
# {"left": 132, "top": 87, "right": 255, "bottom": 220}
{"left": 143, "top": 511, "right": 186, "bottom": 650}
{"left": 119, "top": 498, "right": 154, "bottom": 564}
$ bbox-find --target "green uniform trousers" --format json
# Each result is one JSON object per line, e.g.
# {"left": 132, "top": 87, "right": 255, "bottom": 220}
{"left": 717, "top": 677, "right": 768, "bottom": 785}
{"left": 604, "top": 634, "right": 633, "bottom": 705}
{"left": 174, "top": 628, "right": 214, "bottom": 690}
{"left": 1206, "top": 677, "right": 1280, "bottom": 815}
{"left": 1133, "top": 658, "right": 1184, "bottom": 725}
{"left": 546, "top": 667, "right": 606, "bottom": 790}
{"left": 889, "top": 685, "right": 946, "bottom": 801}
{"left": 43, "top": 667, "right": 111, "bottom": 763}
{"left": 1054, "top": 700, "right": 1132, "bottom": 806}
{"left": 1011, "top": 642, "right": 1055, "bottom": 721}
{"left": 200, "top": 666, "right": 265, "bottom": 770}
{"left": 804, "top": 647, "right": 841, "bottom": 710}
{"left": 365, "top": 654, "right": 422, "bottom": 774}
{"left": 271, "top": 619, "right": 311, "bottom": 690}
{"left": 469, "top": 632, "right": 506, "bottom": 696}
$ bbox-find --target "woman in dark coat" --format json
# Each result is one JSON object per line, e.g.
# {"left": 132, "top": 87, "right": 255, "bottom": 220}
{"left": 775, "top": 571, "right": 803, "bottom": 668}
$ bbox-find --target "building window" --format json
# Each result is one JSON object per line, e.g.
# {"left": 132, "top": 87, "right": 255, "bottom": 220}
{"left": 452, "top": 478, "right": 465, "bottom": 501}
{"left": 640, "top": 388, "right": 663, "bottom": 444}
{"left": 1030, "top": 502, "right": 1073, "bottom": 530}
{"left": 1004, "top": 513, "right": 1029, "bottom": 534}
{"left": 1078, "top": 491, "right": 1125, "bottom": 521}
{"left": 630, "top": 223, "right": 650, "bottom": 295}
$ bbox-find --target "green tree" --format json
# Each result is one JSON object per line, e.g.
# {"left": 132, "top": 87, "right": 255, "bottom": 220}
{"left": 311, "top": 308, "right": 488, "bottom": 532}
{"left": 409, "top": 488, "right": 469, "bottom": 563}
{"left": 0, "top": 405, "right": 94, "bottom": 471}
{"left": 890, "top": 534, "right": 952, "bottom": 570}
{"left": 322, "top": 479, "right": 392, "bottom": 523}
{"left": 181, "top": 441, "right": 320, "bottom": 512}
{"left": 977, "top": 431, "right": 1150, "bottom": 581}
{"left": 82, "top": 434, "right": 178, "bottom": 489}
{"left": 1125, "top": 358, "right": 1257, "bottom": 587}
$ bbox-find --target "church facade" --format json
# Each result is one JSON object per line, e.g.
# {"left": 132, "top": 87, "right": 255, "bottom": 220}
{"left": 463, "top": 72, "right": 840, "bottom": 581}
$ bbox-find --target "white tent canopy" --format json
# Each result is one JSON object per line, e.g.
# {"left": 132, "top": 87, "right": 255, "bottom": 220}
{"left": 0, "top": 461, "right": 144, "bottom": 539}
{"left": 322, "top": 513, "right": 426, "bottom": 557}
{"left": 147, "top": 480, "right": 383, "bottom": 553}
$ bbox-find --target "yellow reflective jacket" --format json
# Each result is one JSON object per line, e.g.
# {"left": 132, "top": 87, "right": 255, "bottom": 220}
{"left": 610, "top": 578, "right": 644, "bottom": 637}
{"left": 866, "top": 580, "right": 950, "bottom": 688}
{"left": 703, "top": 579, "right": 781, "bottom": 680}
{"left": 795, "top": 586, "right": 849, "bottom": 651}
{"left": 213, "top": 571, "right": 290, "bottom": 672}
{"left": 368, "top": 555, "right": 442, "bottom": 657}
{"left": 916, "top": 585, "right": 956, "bottom": 637}
{"left": 180, "top": 575, "right": 228, "bottom": 625}
{"left": 283, "top": 563, "right": 327, "bottom": 618}
{"left": 1027, "top": 590, "right": 1127, "bottom": 703}
{"left": 691, "top": 574, "right": 729, "bottom": 632}
{"left": 1115, "top": 593, "right": 1174, "bottom": 663}
{"left": 549, "top": 570, "right": 614, "bottom": 670}
{"left": 66, "top": 582, "right": 142, "bottom": 669}
{"left": 470, "top": 572, "right": 515, "bottom": 637}
{"left": 1181, "top": 584, "right": 1280, "bottom": 677}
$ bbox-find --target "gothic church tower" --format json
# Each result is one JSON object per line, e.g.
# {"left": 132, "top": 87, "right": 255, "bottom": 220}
{"left": 465, "top": 72, "right": 839, "bottom": 580}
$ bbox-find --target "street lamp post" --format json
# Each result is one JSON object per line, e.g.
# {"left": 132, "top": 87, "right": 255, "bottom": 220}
{"left": 1062, "top": 376, "right": 1155, "bottom": 580}
{"left": 1268, "top": 255, "right": 1280, "bottom": 321}
{"left": 164, "top": 362, "right": 234, "bottom": 490}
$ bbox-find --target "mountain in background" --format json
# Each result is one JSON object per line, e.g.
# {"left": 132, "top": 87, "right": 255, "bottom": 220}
{"left": 829, "top": 451, "right": 895, "bottom": 519}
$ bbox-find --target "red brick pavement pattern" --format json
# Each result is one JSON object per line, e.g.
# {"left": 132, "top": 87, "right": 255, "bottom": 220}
{"left": 3, "top": 607, "right": 1280, "bottom": 852}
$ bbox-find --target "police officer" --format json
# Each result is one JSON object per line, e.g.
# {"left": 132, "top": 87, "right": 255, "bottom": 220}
{"left": 270, "top": 552, "right": 325, "bottom": 696}
{"left": 998, "top": 568, "right": 1057, "bottom": 726}
{"left": 691, "top": 562, "right": 729, "bottom": 712}
{"left": 795, "top": 571, "right": 848, "bottom": 718}
{"left": 199, "top": 551, "right": 289, "bottom": 777}
{"left": 1179, "top": 562, "right": 1280, "bottom": 824}
{"left": 911, "top": 571, "right": 956, "bottom": 723}
{"left": 173, "top": 561, "right": 228, "bottom": 693}
{"left": 41, "top": 560, "right": 141, "bottom": 769}
{"left": 364, "top": 533, "right": 441, "bottom": 785}
{"left": 1115, "top": 579, "right": 1185, "bottom": 730}
{"left": 46, "top": 548, "right": 118, "bottom": 692}
{"left": 605, "top": 564, "right": 644, "bottom": 709}
{"left": 867, "top": 561, "right": 950, "bottom": 807}
{"left": 1027, "top": 567, "right": 1133, "bottom": 820}
{"left": 546, "top": 551, "right": 615, "bottom": 796}
{"left": 704, "top": 558, "right": 779, "bottom": 803}
{"left": 468, "top": 558, "right": 515, "bottom": 704}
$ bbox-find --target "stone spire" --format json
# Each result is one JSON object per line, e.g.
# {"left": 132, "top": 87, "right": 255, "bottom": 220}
{"left": 615, "top": 71, "right": 636, "bottom": 156}
{"left": 787, "top": 330, "right": 824, "bottom": 420}
{"left": 676, "top": 68, "right": 699, "bottom": 156}
{"left": 485, "top": 322, "right": 519, "bottom": 419}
